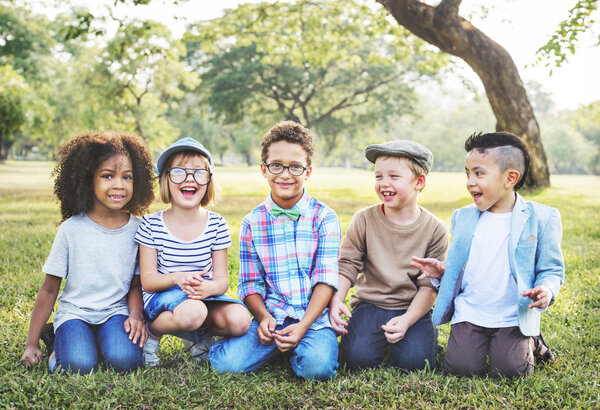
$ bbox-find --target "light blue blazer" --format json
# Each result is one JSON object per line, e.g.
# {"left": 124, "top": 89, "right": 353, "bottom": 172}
{"left": 432, "top": 193, "right": 565, "bottom": 336}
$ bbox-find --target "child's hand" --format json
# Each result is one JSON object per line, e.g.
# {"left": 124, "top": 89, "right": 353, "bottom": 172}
{"left": 184, "top": 278, "right": 217, "bottom": 300}
{"left": 21, "top": 344, "right": 43, "bottom": 366}
{"left": 273, "top": 322, "right": 309, "bottom": 352}
{"left": 257, "top": 316, "right": 277, "bottom": 345}
{"left": 329, "top": 297, "right": 352, "bottom": 335}
{"left": 523, "top": 286, "right": 551, "bottom": 309}
{"left": 124, "top": 315, "right": 147, "bottom": 347}
{"left": 381, "top": 315, "right": 411, "bottom": 344}
{"left": 176, "top": 271, "right": 205, "bottom": 294}
{"left": 411, "top": 256, "right": 446, "bottom": 280}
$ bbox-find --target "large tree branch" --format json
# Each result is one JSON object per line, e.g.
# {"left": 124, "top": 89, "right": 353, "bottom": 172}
{"left": 377, "top": 0, "right": 550, "bottom": 187}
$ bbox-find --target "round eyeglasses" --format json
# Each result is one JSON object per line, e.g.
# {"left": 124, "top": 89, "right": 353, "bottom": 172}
{"left": 167, "top": 167, "right": 212, "bottom": 185}
{"left": 263, "top": 162, "right": 307, "bottom": 176}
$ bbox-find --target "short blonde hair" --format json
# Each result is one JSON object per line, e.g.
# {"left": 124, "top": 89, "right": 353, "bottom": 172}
{"left": 158, "top": 151, "right": 216, "bottom": 206}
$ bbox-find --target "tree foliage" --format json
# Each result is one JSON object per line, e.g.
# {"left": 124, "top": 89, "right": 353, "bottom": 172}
{"left": 185, "top": 0, "right": 446, "bottom": 162}
{"left": 535, "top": 0, "right": 599, "bottom": 68}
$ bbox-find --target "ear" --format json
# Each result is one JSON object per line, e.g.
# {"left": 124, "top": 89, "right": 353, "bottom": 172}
{"left": 304, "top": 165, "right": 313, "bottom": 180}
{"left": 414, "top": 174, "right": 426, "bottom": 191}
{"left": 260, "top": 162, "right": 268, "bottom": 178}
{"left": 505, "top": 169, "right": 520, "bottom": 188}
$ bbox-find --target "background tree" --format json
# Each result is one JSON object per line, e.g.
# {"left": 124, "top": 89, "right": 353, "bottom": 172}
{"left": 185, "top": 0, "right": 446, "bottom": 164}
{"left": 376, "top": 0, "right": 551, "bottom": 187}
{"left": 91, "top": 19, "right": 200, "bottom": 146}
{"left": 0, "top": 65, "right": 28, "bottom": 159}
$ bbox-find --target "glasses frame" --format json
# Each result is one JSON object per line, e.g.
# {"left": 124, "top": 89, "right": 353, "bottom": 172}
{"left": 167, "top": 167, "right": 212, "bottom": 186}
{"left": 263, "top": 162, "right": 308, "bottom": 176}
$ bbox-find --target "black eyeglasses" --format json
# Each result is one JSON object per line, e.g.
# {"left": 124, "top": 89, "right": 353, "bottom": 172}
{"left": 167, "top": 167, "right": 212, "bottom": 185}
{"left": 263, "top": 162, "right": 307, "bottom": 176}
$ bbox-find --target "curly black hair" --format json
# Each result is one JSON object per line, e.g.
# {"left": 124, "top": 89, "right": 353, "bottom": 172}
{"left": 52, "top": 131, "right": 155, "bottom": 221}
{"left": 261, "top": 121, "right": 315, "bottom": 166}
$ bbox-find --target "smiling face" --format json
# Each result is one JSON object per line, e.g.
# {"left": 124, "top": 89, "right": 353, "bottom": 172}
{"left": 92, "top": 154, "right": 133, "bottom": 215}
{"left": 374, "top": 156, "right": 424, "bottom": 212}
{"left": 261, "top": 140, "right": 312, "bottom": 209}
{"left": 465, "top": 148, "right": 519, "bottom": 213}
{"left": 166, "top": 153, "right": 209, "bottom": 210}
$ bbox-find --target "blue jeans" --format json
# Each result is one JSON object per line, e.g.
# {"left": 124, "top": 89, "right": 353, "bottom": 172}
{"left": 209, "top": 317, "right": 339, "bottom": 381}
{"left": 145, "top": 285, "right": 244, "bottom": 343}
{"left": 339, "top": 303, "right": 438, "bottom": 371}
{"left": 50, "top": 315, "right": 143, "bottom": 374}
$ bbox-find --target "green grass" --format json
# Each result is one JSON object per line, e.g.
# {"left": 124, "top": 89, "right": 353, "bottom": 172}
{"left": 1, "top": 160, "right": 599, "bottom": 408}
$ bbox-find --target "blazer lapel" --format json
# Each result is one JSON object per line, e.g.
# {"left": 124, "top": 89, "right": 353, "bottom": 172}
{"left": 510, "top": 193, "right": 529, "bottom": 255}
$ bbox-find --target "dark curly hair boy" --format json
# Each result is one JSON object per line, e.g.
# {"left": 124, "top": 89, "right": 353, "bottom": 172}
{"left": 52, "top": 131, "right": 155, "bottom": 221}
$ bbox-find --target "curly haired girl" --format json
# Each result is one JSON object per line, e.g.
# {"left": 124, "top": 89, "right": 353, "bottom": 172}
{"left": 21, "top": 131, "right": 155, "bottom": 374}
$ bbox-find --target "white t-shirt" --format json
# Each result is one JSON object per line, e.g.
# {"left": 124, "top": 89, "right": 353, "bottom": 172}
{"left": 452, "top": 211, "right": 518, "bottom": 328}
{"left": 42, "top": 214, "right": 140, "bottom": 330}
{"left": 134, "top": 210, "right": 231, "bottom": 307}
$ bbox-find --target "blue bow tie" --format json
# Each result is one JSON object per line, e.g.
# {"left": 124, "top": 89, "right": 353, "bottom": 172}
{"left": 271, "top": 205, "right": 300, "bottom": 221}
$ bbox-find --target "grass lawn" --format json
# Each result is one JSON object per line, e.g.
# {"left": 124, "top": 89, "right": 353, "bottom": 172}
{"left": 1, "top": 160, "right": 599, "bottom": 408}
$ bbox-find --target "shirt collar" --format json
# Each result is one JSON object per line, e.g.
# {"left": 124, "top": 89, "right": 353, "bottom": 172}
{"left": 266, "top": 190, "right": 310, "bottom": 217}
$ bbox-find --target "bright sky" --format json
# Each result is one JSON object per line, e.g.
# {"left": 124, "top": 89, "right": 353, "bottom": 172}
{"left": 71, "top": 0, "right": 599, "bottom": 110}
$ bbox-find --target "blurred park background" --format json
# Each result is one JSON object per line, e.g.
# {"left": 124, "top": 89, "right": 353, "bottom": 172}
{"left": 1, "top": 0, "right": 599, "bottom": 177}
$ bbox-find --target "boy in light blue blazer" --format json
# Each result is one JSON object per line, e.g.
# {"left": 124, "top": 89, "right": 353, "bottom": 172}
{"left": 411, "top": 132, "right": 564, "bottom": 378}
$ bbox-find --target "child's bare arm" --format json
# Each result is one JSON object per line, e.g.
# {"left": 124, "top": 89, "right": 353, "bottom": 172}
{"left": 411, "top": 256, "right": 446, "bottom": 280}
{"left": 185, "top": 248, "right": 229, "bottom": 300}
{"left": 244, "top": 293, "right": 276, "bottom": 345}
{"left": 328, "top": 276, "right": 353, "bottom": 335}
{"left": 22, "top": 275, "right": 62, "bottom": 366}
{"left": 274, "top": 283, "right": 334, "bottom": 352}
{"left": 139, "top": 244, "right": 204, "bottom": 293}
{"left": 125, "top": 275, "right": 147, "bottom": 347}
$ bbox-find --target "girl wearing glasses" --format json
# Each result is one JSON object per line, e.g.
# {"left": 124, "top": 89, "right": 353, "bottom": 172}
{"left": 136, "top": 138, "right": 250, "bottom": 366}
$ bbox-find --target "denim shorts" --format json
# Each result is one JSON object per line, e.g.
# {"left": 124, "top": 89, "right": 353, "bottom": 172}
{"left": 144, "top": 285, "right": 244, "bottom": 321}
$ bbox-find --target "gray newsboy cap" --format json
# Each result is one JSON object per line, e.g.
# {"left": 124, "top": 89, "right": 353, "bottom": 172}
{"left": 364, "top": 140, "right": 434, "bottom": 174}
{"left": 155, "top": 137, "right": 214, "bottom": 175}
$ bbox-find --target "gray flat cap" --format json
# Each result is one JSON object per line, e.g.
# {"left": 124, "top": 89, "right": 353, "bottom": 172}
{"left": 365, "top": 140, "right": 434, "bottom": 174}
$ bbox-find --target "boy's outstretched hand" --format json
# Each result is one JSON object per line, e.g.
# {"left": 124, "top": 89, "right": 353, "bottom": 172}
{"left": 411, "top": 256, "right": 446, "bottom": 280}
{"left": 523, "top": 286, "right": 551, "bottom": 309}
{"left": 328, "top": 297, "right": 352, "bottom": 335}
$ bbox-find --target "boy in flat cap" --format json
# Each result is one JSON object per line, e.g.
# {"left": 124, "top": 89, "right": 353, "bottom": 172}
{"left": 329, "top": 140, "right": 448, "bottom": 371}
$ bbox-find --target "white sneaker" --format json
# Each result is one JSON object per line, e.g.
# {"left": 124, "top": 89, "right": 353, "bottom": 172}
{"left": 183, "top": 336, "right": 216, "bottom": 362}
{"left": 143, "top": 336, "right": 161, "bottom": 367}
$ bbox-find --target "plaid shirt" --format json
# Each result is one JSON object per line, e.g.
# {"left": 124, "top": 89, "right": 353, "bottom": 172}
{"left": 238, "top": 190, "right": 341, "bottom": 330}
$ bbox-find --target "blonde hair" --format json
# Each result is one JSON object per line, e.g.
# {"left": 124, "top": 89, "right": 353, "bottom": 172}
{"left": 158, "top": 151, "right": 216, "bottom": 206}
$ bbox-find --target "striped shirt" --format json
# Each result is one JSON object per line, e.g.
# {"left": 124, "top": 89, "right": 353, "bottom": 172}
{"left": 238, "top": 190, "right": 341, "bottom": 330}
{"left": 135, "top": 210, "right": 231, "bottom": 306}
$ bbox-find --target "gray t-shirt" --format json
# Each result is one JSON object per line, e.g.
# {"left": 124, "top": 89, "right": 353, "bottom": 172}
{"left": 42, "top": 213, "right": 141, "bottom": 330}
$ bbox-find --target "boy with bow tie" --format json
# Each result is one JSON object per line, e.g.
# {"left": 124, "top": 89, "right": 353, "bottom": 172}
{"left": 210, "top": 121, "right": 341, "bottom": 381}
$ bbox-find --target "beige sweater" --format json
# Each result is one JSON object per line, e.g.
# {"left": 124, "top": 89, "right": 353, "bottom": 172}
{"left": 339, "top": 204, "right": 449, "bottom": 310}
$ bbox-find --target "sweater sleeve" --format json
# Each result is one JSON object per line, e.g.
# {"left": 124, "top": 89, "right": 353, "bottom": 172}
{"left": 338, "top": 212, "right": 366, "bottom": 286}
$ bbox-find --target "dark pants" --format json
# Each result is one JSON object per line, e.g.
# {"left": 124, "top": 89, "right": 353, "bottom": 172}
{"left": 339, "top": 302, "right": 438, "bottom": 371}
{"left": 444, "top": 321, "right": 534, "bottom": 378}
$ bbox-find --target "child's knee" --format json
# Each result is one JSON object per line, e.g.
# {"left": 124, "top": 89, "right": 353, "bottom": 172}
{"left": 226, "top": 310, "right": 251, "bottom": 336}
{"left": 209, "top": 341, "right": 248, "bottom": 374}
{"left": 174, "top": 301, "right": 208, "bottom": 330}
{"left": 293, "top": 352, "right": 338, "bottom": 381}
{"left": 103, "top": 348, "right": 143, "bottom": 373}
{"left": 58, "top": 356, "right": 97, "bottom": 375}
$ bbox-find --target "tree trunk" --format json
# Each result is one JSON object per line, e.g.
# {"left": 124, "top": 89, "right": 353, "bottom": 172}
{"left": 377, "top": 0, "right": 550, "bottom": 187}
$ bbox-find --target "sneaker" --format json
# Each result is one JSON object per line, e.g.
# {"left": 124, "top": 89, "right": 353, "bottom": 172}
{"left": 40, "top": 322, "right": 55, "bottom": 356}
{"left": 143, "top": 336, "right": 161, "bottom": 367}
{"left": 183, "top": 336, "right": 216, "bottom": 362}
